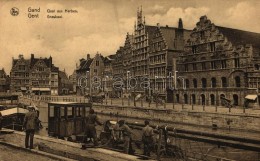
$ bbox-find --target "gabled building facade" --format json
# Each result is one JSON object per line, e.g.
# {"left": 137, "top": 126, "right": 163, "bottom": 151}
{"left": 76, "top": 53, "right": 105, "bottom": 96}
{"left": 0, "top": 68, "right": 10, "bottom": 92}
{"left": 10, "top": 55, "right": 31, "bottom": 93}
{"left": 10, "top": 54, "right": 59, "bottom": 95}
{"left": 175, "top": 16, "right": 260, "bottom": 107}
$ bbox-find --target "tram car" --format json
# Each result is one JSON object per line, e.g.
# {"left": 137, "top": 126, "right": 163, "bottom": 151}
{"left": 47, "top": 102, "right": 92, "bottom": 138}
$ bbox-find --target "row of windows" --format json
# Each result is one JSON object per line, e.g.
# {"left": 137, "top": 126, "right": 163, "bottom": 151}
{"left": 177, "top": 93, "right": 239, "bottom": 106}
{"left": 183, "top": 76, "right": 241, "bottom": 88}
{"left": 191, "top": 42, "right": 216, "bottom": 54}
{"left": 183, "top": 59, "right": 239, "bottom": 71}
{"left": 150, "top": 55, "right": 166, "bottom": 64}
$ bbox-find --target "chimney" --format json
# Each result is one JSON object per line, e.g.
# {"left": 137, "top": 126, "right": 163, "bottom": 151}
{"left": 178, "top": 18, "right": 183, "bottom": 29}
{"left": 87, "top": 54, "right": 90, "bottom": 60}
{"left": 19, "top": 54, "right": 24, "bottom": 59}
{"left": 157, "top": 23, "right": 160, "bottom": 28}
{"left": 31, "top": 54, "right": 34, "bottom": 60}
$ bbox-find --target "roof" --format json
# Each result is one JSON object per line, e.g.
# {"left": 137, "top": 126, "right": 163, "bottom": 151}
{"left": 12, "top": 59, "right": 30, "bottom": 68}
{"left": 0, "top": 69, "right": 6, "bottom": 78}
{"left": 77, "top": 58, "right": 93, "bottom": 71}
{"left": 48, "top": 102, "right": 92, "bottom": 107}
{"left": 145, "top": 25, "right": 158, "bottom": 46}
{"left": 31, "top": 57, "right": 52, "bottom": 68}
{"left": 216, "top": 26, "right": 260, "bottom": 48}
{"left": 160, "top": 27, "right": 176, "bottom": 50}
{"left": 51, "top": 65, "right": 59, "bottom": 72}
{"left": 58, "top": 71, "right": 69, "bottom": 80}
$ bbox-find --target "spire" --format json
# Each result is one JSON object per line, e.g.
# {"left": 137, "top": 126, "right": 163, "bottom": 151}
{"left": 134, "top": 21, "right": 136, "bottom": 30}
{"left": 178, "top": 18, "right": 183, "bottom": 29}
{"left": 137, "top": 6, "right": 143, "bottom": 26}
{"left": 144, "top": 16, "right": 146, "bottom": 24}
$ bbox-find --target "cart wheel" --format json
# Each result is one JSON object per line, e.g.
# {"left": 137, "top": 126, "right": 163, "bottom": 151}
{"left": 100, "top": 132, "right": 110, "bottom": 145}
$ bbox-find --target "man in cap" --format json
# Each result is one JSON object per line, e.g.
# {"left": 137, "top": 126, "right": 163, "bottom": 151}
{"left": 83, "top": 109, "right": 102, "bottom": 147}
{"left": 142, "top": 120, "right": 154, "bottom": 156}
{"left": 118, "top": 120, "right": 134, "bottom": 154}
{"left": 23, "top": 107, "right": 38, "bottom": 149}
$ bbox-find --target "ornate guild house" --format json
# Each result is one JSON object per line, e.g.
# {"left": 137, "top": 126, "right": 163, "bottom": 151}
{"left": 175, "top": 16, "right": 260, "bottom": 107}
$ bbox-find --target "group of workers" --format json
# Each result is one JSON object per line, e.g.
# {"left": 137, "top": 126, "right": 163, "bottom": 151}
{"left": 83, "top": 108, "right": 155, "bottom": 157}
{"left": 22, "top": 106, "right": 155, "bottom": 156}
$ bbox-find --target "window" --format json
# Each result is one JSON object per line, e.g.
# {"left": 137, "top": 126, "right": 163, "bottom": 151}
{"left": 185, "top": 79, "right": 190, "bottom": 89}
{"left": 192, "top": 46, "right": 197, "bottom": 54}
{"left": 234, "top": 54, "right": 240, "bottom": 68}
{"left": 210, "top": 94, "right": 215, "bottom": 105}
{"left": 211, "top": 61, "right": 216, "bottom": 69}
{"left": 193, "top": 63, "right": 197, "bottom": 71}
{"left": 235, "top": 76, "right": 241, "bottom": 87}
{"left": 193, "top": 79, "right": 197, "bottom": 88}
{"left": 210, "top": 42, "right": 215, "bottom": 52}
{"left": 202, "top": 62, "right": 206, "bottom": 70}
{"left": 96, "top": 61, "right": 99, "bottom": 66}
{"left": 19, "top": 65, "right": 25, "bottom": 70}
{"left": 221, "top": 60, "right": 227, "bottom": 69}
{"left": 211, "top": 77, "right": 217, "bottom": 88}
{"left": 200, "top": 31, "right": 205, "bottom": 39}
{"left": 184, "top": 64, "right": 188, "bottom": 71}
{"left": 201, "top": 57, "right": 206, "bottom": 70}
{"left": 221, "top": 77, "right": 227, "bottom": 87}
{"left": 255, "top": 64, "right": 259, "bottom": 70}
{"left": 202, "top": 78, "right": 207, "bottom": 88}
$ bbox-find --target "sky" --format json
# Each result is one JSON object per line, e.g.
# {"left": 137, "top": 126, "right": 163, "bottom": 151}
{"left": 0, "top": 0, "right": 259, "bottom": 75}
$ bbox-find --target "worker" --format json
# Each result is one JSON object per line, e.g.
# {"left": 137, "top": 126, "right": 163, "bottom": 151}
{"left": 142, "top": 120, "right": 154, "bottom": 157}
{"left": 118, "top": 120, "right": 134, "bottom": 154}
{"left": 83, "top": 109, "right": 102, "bottom": 147}
{"left": 23, "top": 107, "right": 38, "bottom": 149}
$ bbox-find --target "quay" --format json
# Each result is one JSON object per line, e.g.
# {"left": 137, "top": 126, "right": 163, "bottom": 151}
{"left": 0, "top": 130, "right": 154, "bottom": 161}
{"left": 16, "top": 95, "right": 260, "bottom": 161}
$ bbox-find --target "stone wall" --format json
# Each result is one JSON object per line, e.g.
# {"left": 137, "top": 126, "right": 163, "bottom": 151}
{"left": 94, "top": 104, "right": 260, "bottom": 133}
{"left": 19, "top": 97, "right": 260, "bottom": 133}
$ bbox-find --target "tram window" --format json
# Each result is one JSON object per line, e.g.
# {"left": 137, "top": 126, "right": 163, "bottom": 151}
{"left": 49, "top": 106, "right": 54, "bottom": 117}
{"left": 60, "top": 107, "right": 65, "bottom": 118}
{"left": 67, "top": 107, "right": 73, "bottom": 118}
{"left": 76, "top": 107, "right": 82, "bottom": 117}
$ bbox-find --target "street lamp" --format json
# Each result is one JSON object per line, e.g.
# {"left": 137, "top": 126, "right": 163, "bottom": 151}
{"left": 87, "top": 71, "right": 90, "bottom": 95}
{"left": 127, "top": 71, "right": 130, "bottom": 93}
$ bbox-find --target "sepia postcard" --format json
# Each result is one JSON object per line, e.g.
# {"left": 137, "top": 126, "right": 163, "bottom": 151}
{"left": 0, "top": 0, "right": 259, "bottom": 161}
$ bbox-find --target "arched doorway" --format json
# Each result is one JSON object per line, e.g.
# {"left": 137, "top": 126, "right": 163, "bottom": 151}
{"left": 233, "top": 94, "right": 239, "bottom": 106}
{"left": 184, "top": 94, "right": 188, "bottom": 104}
{"left": 176, "top": 94, "right": 179, "bottom": 103}
{"left": 192, "top": 94, "right": 196, "bottom": 104}
{"left": 201, "top": 94, "right": 205, "bottom": 105}
{"left": 220, "top": 94, "right": 226, "bottom": 106}
{"left": 210, "top": 94, "right": 215, "bottom": 105}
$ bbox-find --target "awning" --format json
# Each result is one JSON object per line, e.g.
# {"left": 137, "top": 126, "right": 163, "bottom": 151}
{"left": 21, "top": 87, "right": 27, "bottom": 91}
{"left": 31, "top": 88, "right": 50, "bottom": 91}
{"left": 245, "top": 95, "right": 257, "bottom": 100}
